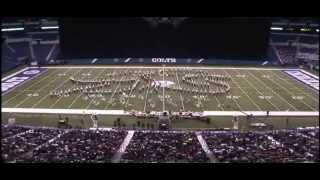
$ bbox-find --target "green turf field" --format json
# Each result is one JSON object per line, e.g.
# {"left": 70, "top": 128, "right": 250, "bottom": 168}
{"left": 2, "top": 67, "right": 319, "bottom": 111}
{"left": 2, "top": 66, "right": 319, "bottom": 129}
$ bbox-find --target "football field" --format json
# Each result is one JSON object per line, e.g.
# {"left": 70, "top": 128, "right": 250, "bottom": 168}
{"left": 2, "top": 66, "right": 319, "bottom": 112}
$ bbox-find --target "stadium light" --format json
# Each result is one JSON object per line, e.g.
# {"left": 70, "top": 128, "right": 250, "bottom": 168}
{"left": 300, "top": 28, "right": 311, "bottom": 32}
{"left": 41, "top": 26, "right": 59, "bottom": 30}
{"left": 316, "top": 29, "right": 319, "bottom": 32}
{"left": 1, "top": 27, "right": 24, "bottom": 32}
{"left": 270, "top": 27, "right": 283, "bottom": 31}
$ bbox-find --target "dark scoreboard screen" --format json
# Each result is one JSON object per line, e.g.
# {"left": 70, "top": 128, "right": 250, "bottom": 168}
{"left": 59, "top": 18, "right": 270, "bottom": 60}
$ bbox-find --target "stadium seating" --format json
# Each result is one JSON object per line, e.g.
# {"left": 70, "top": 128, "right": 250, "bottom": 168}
{"left": 1, "top": 125, "right": 319, "bottom": 163}
{"left": 1, "top": 32, "right": 60, "bottom": 73}
{"left": 1, "top": 125, "right": 31, "bottom": 139}
{"left": 271, "top": 130, "right": 319, "bottom": 162}
{"left": 33, "top": 43, "right": 57, "bottom": 64}
{"left": 30, "top": 33, "right": 58, "bottom": 41}
{"left": 16, "top": 129, "right": 127, "bottom": 163}
{"left": 299, "top": 47, "right": 318, "bottom": 54}
{"left": 275, "top": 45, "right": 298, "bottom": 65}
{"left": 1, "top": 42, "right": 30, "bottom": 72}
{"left": 202, "top": 131, "right": 316, "bottom": 162}
{"left": 2, "top": 128, "right": 63, "bottom": 162}
{"left": 300, "top": 36, "right": 319, "bottom": 44}
{"left": 9, "top": 42, "right": 31, "bottom": 58}
{"left": 121, "top": 131, "right": 208, "bottom": 163}
{"left": 271, "top": 34, "right": 297, "bottom": 43}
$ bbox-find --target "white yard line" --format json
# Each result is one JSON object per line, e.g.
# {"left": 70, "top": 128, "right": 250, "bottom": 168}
{"left": 85, "top": 69, "right": 108, "bottom": 109}
{"left": 2, "top": 69, "right": 55, "bottom": 105}
{"left": 247, "top": 71, "right": 299, "bottom": 111}
{"left": 67, "top": 69, "right": 100, "bottom": 109}
{"left": 273, "top": 71, "right": 319, "bottom": 103}
{"left": 235, "top": 70, "right": 280, "bottom": 111}
{"left": 15, "top": 72, "right": 64, "bottom": 108}
{"left": 214, "top": 96, "right": 224, "bottom": 111}
{"left": 49, "top": 69, "right": 85, "bottom": 109}
{"left": 223, "top": 70, "right": 262, "bottom": 111}
{"left": 200, "top": 70, "right": 223, "bottom": 111}
{"left": 124, "top": 79, "right": 139, "bottom": 110}
{"left": 162, "top": 66, "right": 165, "bottom": 112}
{"left": 175, "top": 70, "right": 185, "bottom": 110}
{"left": 2, "top": 67, "right": 29, "bottom": 81}
{"left": 264, "top": 72, "right": 316, "bottom": 111}
{"left": 299, "top": 69, "right": 319, "bottom": 79}
{"left": 43, "top": 69, "right": 79, "bottom": 108}
{"left": 143, "top": 78, "right": 151, "bottom": 112}
{"left": 105, "top": 75, "right": 126, "bottom": 110}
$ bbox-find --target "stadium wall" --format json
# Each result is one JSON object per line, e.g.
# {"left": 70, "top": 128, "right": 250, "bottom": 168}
{"left": 62, "top": 58, "right": 265, "bottom": 65}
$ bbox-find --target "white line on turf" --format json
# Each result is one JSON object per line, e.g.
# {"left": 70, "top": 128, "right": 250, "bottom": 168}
{"left": 162, "top": 65, "right": 165, "bottom": 112}
{"left": 247, "top": 71, "right": 298, "bottom": 111}
{"left": 175, "top": 70, "right": 185, "bottom": 110}
{"left": 299, "top": 69, "right": 319, "bottom": 79}
{"left": 214, "top": 96, "right": 224, "bottom": 111}
{"left": 42, "top": 69, "right": 81, "bottom": 108}
{"left": 105, "top": 75, "right": 126, "bottom": 110}
{"left": 263, "top": 72, "right": 316, "bottom": 111}
{"left": 55, "top": 69, "right": 90, "bottom": 109}
{"left": 15, "top": 71, "right": 65, "bottom": 108}
{"left": 143, "top": 78, "right": 151, "bottom": 113}
{"left": 274, "top": 71, "right": 319, "bottom": 103}
{"left": 2, "top": 69, "right": 58, "bottom": 106}
{"left": 223, "top": 69, "right": 262, "bottom": 111}
{"left": 235, "top": 69, "right": 280, "bottom": 111}
{"left": 1, "top": 67, "right": 29, "bottom": 81}
{"left": 2, "top": 68, "right": 49, "bottom": 96}
{"left": 124, "top": 78, "right": 139, "bottom": 110}
{"left": 85, "top": 69, "right": 108, "bottom": 109}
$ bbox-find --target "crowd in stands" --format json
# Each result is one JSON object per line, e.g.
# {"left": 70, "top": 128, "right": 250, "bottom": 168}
{"left": 202, "top": 129, "right": 319, "bottom": 163}
{"left": 121, "top": 131, "right": 209, "bottom": 163}
{"left": 1, "top": 125, "right": 30, "bottom": 138}
{"left": 18, "top": 130, "right": 127, "bottom": 163}
{"left": 1, "top": 125, "right": 319, "bottom": 163}
{"left": 2, "top": 127, "right": 63, "bottom": 162}
{"left": 271, "top": 130, "right": 319, "bottom": 162}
